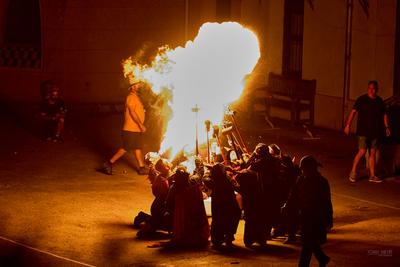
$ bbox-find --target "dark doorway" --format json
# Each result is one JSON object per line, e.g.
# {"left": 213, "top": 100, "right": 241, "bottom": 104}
{"left": 282, "top": 0, "right": 304, "bottom": 79}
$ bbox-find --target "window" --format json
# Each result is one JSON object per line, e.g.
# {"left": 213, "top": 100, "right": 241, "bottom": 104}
{"left": 0, "top": 0, "right": 41, "bottom": 69}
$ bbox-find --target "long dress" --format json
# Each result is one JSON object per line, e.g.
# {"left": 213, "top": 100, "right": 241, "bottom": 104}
{"left": 235, "top": 169, "right": 266, "bottom": 246}
{"left": 166, "top": 170, "right": 210, "bottom": 247}
{"left": 209, "top": 164, "right": 241, "bottom": 246}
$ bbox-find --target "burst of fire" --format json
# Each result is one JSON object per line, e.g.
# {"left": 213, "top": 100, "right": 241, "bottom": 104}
{"left": 123, "top": 22, "right": 260, "bottom": 157}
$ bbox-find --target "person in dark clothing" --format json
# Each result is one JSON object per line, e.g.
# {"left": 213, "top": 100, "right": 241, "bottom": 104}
{"left": 279, "top": 154, "right": 301, "bottom": 243}
{"left": 344, "top": 81, "right": 391, "bottom": 183}
{"left": 40, "top": 85, "right": 66, "bottom": 142}
{"left": 282, "top": 155, "right": 333, "bottom": 267}
{"left": 234, "top": 169, "right": 265, "bottom": 248}
{"left": 164, "top": 167, "right": 210, "bottom": 247}
{"left": 269, "top": 148, "right": 301, "bottom": 243}
{"left": 204, "top": 163, "right": 241, "bottom": 249}
{"left": 248, "top": 143, "right": 281, "bottom": 245}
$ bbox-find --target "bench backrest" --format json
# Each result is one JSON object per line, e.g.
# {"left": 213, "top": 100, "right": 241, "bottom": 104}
{"left": 267, "top": 73, "right": 316, "bottom": 100}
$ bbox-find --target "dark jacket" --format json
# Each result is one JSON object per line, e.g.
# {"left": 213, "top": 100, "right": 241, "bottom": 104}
{"left": 285, "top": 172, "right": 333, "bottom": 244}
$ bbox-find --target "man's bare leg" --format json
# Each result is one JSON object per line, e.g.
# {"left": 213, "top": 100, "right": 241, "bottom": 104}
{"left": 349, "top": 148, "right": 367, "bottom": 182}
{"left": 369, "top": 148, "right": 377, "bottom": 177}
{"left": 351, "top": 148, "right": 367, "bottom": 174}
{"left": 368, "top": 148, "right": 382, "bottom": 182}
{"left": 56, "top": 118, "right": 65, "bottom": 138}
{"left": 134, "top": 149, "right": 145, "bottom": 168}
{"left": 100, "top": 148, "right": 127, "bottom": 175}
{"left": 110, "top": 148, "right": 127, "bottom": 164}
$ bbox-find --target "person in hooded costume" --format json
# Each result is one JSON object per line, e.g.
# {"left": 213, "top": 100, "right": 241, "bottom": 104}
{"left": 203, "top": 163, "right": 241, "bottom": 249}
{"left": 165, "top": 167, "right": 210, "bottom": 247}
{"left": 234, "top": 168, "right": 265, "bottom": 248}
{"left": 279, "top": 154, "right": 301, "bottom": 243}
{"left": 268, "top": 144, "right": 300, "bottom": 242}
{"left": 282, "top": 155, "right": 333, "bottom": 267}
{"left": 247, "top": 143, "right": 281, "bottom": 245}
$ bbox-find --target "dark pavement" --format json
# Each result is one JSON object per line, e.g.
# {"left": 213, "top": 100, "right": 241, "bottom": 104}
{"left": 0, "top": 109, "right": 399, "bottom": 266}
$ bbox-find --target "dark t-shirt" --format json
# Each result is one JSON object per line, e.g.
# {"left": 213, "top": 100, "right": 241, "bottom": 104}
{"left": 353, "top": 94, "right": 386, "bottom": 138}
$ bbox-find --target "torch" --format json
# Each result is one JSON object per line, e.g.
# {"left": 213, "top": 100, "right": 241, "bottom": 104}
{"left": 225, "top": 107, "right": 249, "bottom": 154}
{"left": 205, "top": 120, "right": 211, "bottom": 163}
{"left": 213, "top": 125, "right": 228, "bottom": 164}
{"left": 191, "top": 104, "right": 200, "bottom": 156}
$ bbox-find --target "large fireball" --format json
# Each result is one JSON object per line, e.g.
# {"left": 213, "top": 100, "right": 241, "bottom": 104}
{"left": 123, "top": 22, "right": 260, "bottom": 156}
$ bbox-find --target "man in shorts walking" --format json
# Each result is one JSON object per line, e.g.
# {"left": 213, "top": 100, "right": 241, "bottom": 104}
{"left": 101, "top": 81, "right": 147, "bottom": 175}
{"left": 344, "top": 81, "right": 391, "bottom": 183}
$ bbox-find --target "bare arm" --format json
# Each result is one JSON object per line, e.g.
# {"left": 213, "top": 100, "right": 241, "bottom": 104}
{"left": 344, "top": 109, "right": 357, "bottom": 135}
{"left": 384, "top": 113, "right": 391, "bottom": 137}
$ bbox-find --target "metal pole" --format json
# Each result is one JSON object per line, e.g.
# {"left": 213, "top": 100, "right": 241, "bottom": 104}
{"left": 229, "top": 112, "right": 249, "bottom": 153}
{"left": 192, "top": 104, "right": 200, "bottom": 156}
{"left": 205, "top": 120, "right": 211, "bottom": 163}
{"left": 342, "top": 0, "right": 353, "bottom": 128}
{"left": 213, "top": 125, "right": 228, "bottom": 164}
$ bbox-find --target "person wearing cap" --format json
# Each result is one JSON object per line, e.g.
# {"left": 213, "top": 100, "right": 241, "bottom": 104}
{"left": 344, "top": 80, "right": 391, "bottom": 183}
{"left": 282, "top": 155, "right": 333, "bottom": 267}
{"left": 100, "top": 82, "right": 147, "bottom": 175}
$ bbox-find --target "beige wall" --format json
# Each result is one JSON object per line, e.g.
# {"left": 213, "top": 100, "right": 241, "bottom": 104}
{"left": 61, "top": 1, "right": 188, "bottom": 103}
{"left": 350, "top": 0, "right": 396, "bottom": 100}
{"left": 239, "top": 0, "right": 284, "bottom": 88}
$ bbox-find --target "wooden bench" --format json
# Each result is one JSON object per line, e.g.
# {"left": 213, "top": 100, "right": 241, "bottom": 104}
{"left": 254, "top": 73, "right": 316, "bottom": 125}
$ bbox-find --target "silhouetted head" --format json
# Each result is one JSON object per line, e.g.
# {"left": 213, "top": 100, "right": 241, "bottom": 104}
{"left": 49, "top": 86, "right": 60, "bottom": 100}
{"left": 299, "top": 155, "right": 321, "bottom": 175}
{"left": 254, "top": 143, "right": 269, "bottom": 159}
{"left": 268, "top": 143, "right": 281, "bottom": 158}
{"left": 172, "top": 166, "right": 190, "bottom": 187}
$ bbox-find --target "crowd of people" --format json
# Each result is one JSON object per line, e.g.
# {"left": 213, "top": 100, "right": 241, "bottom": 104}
{"left": 35, "top": 78, "right": 394, "bottom": 266}
{"left": 134, "top": 143, "right": 333, "bottom": 267}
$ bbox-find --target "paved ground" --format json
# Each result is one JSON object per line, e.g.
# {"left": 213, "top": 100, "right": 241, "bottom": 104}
{"left": 0, "top": 110, "right": 399, "bottom": 267}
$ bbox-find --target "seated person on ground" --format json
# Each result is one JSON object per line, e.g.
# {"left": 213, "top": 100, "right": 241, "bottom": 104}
{"left": 40, "top": 85, "right": 66, "bottom": 142}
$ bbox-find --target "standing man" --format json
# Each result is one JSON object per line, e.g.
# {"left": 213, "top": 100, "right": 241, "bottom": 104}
{"left": 101, "top": 81, "right": 147, "bottom": 175}
{"left": 344, "top": 81, "right": 391, "bottom": 183}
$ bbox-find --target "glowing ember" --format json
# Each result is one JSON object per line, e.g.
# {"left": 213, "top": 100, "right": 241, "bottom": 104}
{"left": 123, "top": 22, "right": 260, "bottom": 157}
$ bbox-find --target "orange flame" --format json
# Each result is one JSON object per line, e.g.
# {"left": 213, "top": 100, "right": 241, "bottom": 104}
{"left": 123, "top": 22, "right": 260, "bottom": 157}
